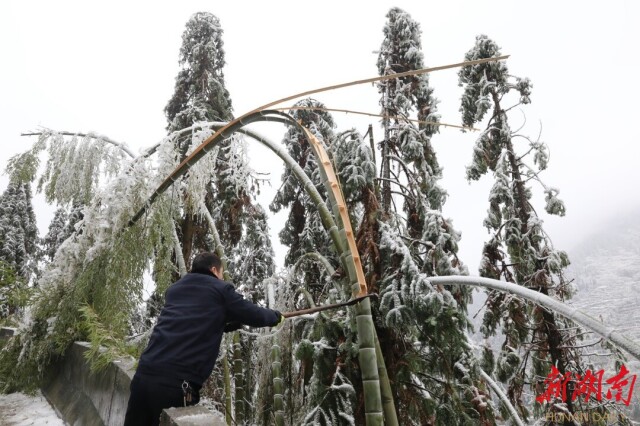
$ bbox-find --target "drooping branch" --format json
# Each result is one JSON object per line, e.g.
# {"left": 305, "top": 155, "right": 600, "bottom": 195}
{"left": 292, "top": 252, "right": 336, "bottom": 277}
{"left": 429, "top": 276, "right": 640, "bottom": 361}
{"left": 171, "top": 224, "right": 187, "bottom": 276}
{"left": 479, "top": 369, "right": 525, "bottom": 426}
{"left": 22, "top": 130, "right": 136, "bottom": 159}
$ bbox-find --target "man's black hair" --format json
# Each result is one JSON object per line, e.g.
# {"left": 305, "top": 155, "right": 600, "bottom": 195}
{"left": 191, "top": 252, "right": 223, "bottom": 275}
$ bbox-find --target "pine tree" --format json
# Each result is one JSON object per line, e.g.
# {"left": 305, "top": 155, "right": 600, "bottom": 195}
{"left": 270, "top": 99, "right": 337, "bottom": 289}
{"left": 165, "top": 12, "right": 233, "bottom": 149}
{"left": 163, "top": 12, "right": 265, "bottom": 274}
{"left": 42, "top": 202, "right": 84, "bottom": 262}
{"left": 164, "top": 12, "right": 232, "bottom": 270}
{"left": 0, "top": 181, "right": 39, "bottom": 282}
{"left": 367, "top": 9, "right": 490, "bottom": 424}
{"left": 229, "top": 204, "right": 276, "bottom": 296}
{"left": 458, "top": 35, "right": 619, "bottom": 423}
{"left": 42, "top": 208, "right": 67, "bottom": 262}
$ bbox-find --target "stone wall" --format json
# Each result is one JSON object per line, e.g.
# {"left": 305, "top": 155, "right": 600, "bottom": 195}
{"left": 42, "top": 341, "right": 136, "bottom": 426}
{"left": 0, "top": 329, "right": 224, "bottom": 426}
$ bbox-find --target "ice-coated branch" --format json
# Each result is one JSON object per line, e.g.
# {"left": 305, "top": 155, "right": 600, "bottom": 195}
{"left": 22, "top": 130, "right": 135, "bottom": 159}
{"left": 171, "top": 224, "right": 187, "bottom": 277}
{"left": 199, "top": 201, "right": 231, "bottom": 280}
{"left": 429, "top": 276, "right": 640, "bottom": 361}
{"left": 292, "top": 252, "right": 336, "bottom": 278}
{"left": 479, "top": 369, "right": 525, "bottom": 426}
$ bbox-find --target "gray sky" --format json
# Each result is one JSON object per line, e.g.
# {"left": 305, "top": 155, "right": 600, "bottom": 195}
{"left": 1, "top": 0, "right": 639, "bottom": 273}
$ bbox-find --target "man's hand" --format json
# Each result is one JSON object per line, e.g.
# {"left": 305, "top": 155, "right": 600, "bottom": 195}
{"left": 274, "top": 311, "right": 285, "bottom": 327}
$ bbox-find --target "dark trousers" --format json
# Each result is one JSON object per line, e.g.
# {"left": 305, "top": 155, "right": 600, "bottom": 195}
{"left": 124, "top": 372, "right": 200, "bottom": 426}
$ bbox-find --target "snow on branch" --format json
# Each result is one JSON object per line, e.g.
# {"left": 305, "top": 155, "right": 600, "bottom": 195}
{"left": 429, "top": 276, "right": 640, "bottom": 361}
{"left": 11, "top": 129, "right": 133, "bottom": 205}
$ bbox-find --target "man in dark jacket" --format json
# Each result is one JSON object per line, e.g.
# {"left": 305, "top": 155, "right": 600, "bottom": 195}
{"left": 124, "top": 252, "right": 284, "bottom": 426}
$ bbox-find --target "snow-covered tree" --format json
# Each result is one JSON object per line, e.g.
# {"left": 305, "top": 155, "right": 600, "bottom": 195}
{"left": 459, "top": 35, "right": 624, "bottom": 423}
{"left": 376, "top": 7, "right": 442, "bottom": 219}
{"left": 0, "top": 260, "right": 30, "bottom": 321}
{"left": 368, "top": 9, "right": 488, "bottom": 424}
{"left": 229, "top": 204, "right": 276, "bottom": 296}
{"left": 42, "top": 208, "right": 67, "bottom": 262}
{"left": 162, "top": 12, "right": 267, "bottom": 275}
{"left": 270, "top": 99, "right": 337, "bottom": 287}
{"left": 164, "top": 12, "right": 232, "bottom": 269}
{"left": 42, "top": 202, "right": 84, "bottom": 262}
{"left": 0, "top": 181, "right": 39, "bottom": 282}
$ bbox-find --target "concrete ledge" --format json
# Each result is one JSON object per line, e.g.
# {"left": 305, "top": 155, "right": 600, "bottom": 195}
{"left": 1, "top": 333, "right": 225, "bottom": 425}
{"left": 42, "top": 342, "right": 136, "bottom": 426}
{"left": 160, "top": 405, "right": 226, "bottom": 426}
{"left": 0, "top": 327, "right": 16, "bottom": 341}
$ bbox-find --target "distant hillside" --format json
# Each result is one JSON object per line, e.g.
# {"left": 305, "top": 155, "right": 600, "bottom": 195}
{"left": 568, "top": 211, "right": 640, "bottom": 344}
{"left": 566, "top": 210, "right": 640, "bottom": 417}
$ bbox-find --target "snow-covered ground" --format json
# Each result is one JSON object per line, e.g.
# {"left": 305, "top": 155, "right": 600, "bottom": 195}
{"left": 0, "top": 391, "right": 64, "bottom": 426}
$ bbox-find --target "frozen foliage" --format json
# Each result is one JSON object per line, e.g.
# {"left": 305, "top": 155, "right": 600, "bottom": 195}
{"left": 459, "top": 34, "right": 614, "bottom": 423}
{"left": 0, "top": 181, "right": 39, "bottom": 282}
{"left": 378, "top": 221, "right": 467, "bottom": 334}
{"left": 0, "top": 261, "right": 30, "bottom": 320}
{"left": 303, "top": 367, "right": 355, "bottom": 426}
{"left": 41, "top": 208, "right": 67, "bottom": 262}
{"left": 332, "top": 130, "right": 376, "bottom": 206}
{"left": 270, "top": 99, "right": 337, "bottom": 272}
{"left": 377, "top": 7, "right": 440, "bottom": 132}
{"left": 166, "top": 12, "right": 233, "bottom": 137}
{"left": 227, "top": 204, "right": 275, "bottom": 298}
{"left": 0, "top": 141, "right": 180, "bottom": 391}
{"left": 7, "top": 131, "right": 129, "bottom": 206}
{"left": 376, "top": 7, "right": 444, "bottom": 226}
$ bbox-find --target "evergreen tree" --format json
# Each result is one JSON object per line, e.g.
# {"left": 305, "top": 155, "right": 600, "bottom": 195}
{"left": 458, "top": 35, "right": 620, "bottom": 423}
{"left": 163, "top": 12, "right": 262, "bottom": 272}
{"left": 164, "top": 12, "right": 233, "bottom": 269}
{"left": 229, "top": 204, "right": 276, "bottom": 296}
{"left": 376, "top": 7, "right": 441, "bottom": 220}
{"left": 369, "top": 9, "right": 487, "bottom": 424}
{"left": 270, "top": 99, "right": 337, "bottom": 289}
{"left": 42, "top": 202, "right": 84, "bottom": 262}
{"left": 165, "top": 12, "right": 233, "bottom": 138}
{"left": 0, "top": 260, "right": 30, "bottom": 320}
{"left": 0, "top": 181, "right": 39, "bottom": 282}
{"left": 42, "top": 208, "right": 67, "bottom": 261}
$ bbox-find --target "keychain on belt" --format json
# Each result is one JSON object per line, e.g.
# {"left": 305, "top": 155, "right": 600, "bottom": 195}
{"left": 182, "top": 380, "right": 193, "bottom": 407}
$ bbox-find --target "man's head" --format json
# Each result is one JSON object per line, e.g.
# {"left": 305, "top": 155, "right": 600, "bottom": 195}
{"left": 191, "top": 252, "right": 224, "bottom": 279}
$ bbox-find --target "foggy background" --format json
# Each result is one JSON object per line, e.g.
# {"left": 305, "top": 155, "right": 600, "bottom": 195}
{"left": 1, "top": 0, "right": 639, "bottom": 274}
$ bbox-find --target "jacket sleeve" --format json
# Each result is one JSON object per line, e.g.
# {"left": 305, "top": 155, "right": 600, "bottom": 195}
{"left": 223, "top": 284, "right": 280, "bottom": 327}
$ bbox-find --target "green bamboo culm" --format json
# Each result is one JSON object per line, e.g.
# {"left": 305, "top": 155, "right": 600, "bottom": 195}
{"left": 374, "top": 333, "right": 399, "bottom": 426}
{"left": 233, "top": 332, "right": 245, "bottom": 424}
{"left": 302, "top": 127, "right": 386, "bottom": 425}
{"left": 271, "top": 343, "right": 285, "bottom": 426}
{"left": 223, "top": 344, "right": 232, "bottom": 425}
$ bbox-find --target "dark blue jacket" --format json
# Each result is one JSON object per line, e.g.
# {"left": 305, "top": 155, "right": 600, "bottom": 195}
{"left": 137, "top": 271, "right": 279, "bottom": 387}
